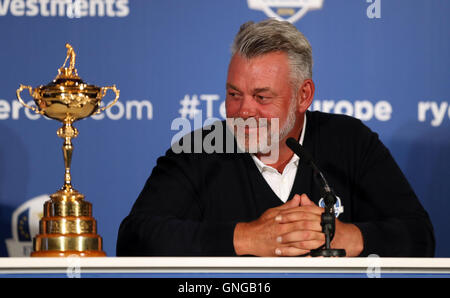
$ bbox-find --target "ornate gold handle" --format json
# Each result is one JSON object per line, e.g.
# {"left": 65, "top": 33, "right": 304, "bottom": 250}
{"left": 16, "top": 84, "right": 43, "bottom": 114}
{"left": 95, "top": 85, "right": 120, "bottom": 114}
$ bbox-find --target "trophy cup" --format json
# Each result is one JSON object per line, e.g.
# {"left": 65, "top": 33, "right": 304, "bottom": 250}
{"left": 16, "top": 44, "right": 119, "bottom": 257}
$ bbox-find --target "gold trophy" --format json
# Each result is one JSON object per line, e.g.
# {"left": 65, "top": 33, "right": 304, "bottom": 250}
{"left": 16, "top": 44, "right": 119, "bottom": 257}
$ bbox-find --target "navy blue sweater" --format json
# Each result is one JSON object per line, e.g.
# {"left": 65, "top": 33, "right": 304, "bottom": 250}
{"left": 117, "top": 111, "right": 435, "bottom": 257}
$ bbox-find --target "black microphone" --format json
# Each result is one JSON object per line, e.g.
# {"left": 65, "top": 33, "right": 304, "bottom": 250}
{"left": 286, "top": 137, "right": 333, "bottom": 202}
{"left": 286, "top": 137, "right": 313, "bottom": 164}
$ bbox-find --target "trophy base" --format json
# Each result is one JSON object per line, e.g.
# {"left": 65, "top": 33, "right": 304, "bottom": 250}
{"left": 31, "top": 250, "right": 106, "bottom": 257}
{"left": 31, "top": 188, "right": 106, "bottom": 257}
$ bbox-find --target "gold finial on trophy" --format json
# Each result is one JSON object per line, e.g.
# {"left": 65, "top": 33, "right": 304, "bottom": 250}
{"left": 58, "top": 43, "right": 79, "bottom": 78}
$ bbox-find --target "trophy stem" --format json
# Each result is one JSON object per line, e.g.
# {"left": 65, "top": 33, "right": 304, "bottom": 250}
{"left": 57, "top": 121, "right": 78, "bottom": 191}
{"left": 63, "top": 137, "right": 73, "bottom": 189}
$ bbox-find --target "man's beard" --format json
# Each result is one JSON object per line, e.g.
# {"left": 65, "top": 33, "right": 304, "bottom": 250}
{"left": 226, "top": 99, "right": 297, "bottom": 155}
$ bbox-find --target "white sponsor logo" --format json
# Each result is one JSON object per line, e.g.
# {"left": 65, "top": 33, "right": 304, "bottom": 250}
{"left": 247, "top": 0, "right": 323, "bottom": 23}
{"left": 0, "top": 99, "right": 153, "bottom": 120}
{"left": 178, "top": 94, "right": 225, "bottom": 120}
{"left": 310, "top": 99, "right": 392, "bottom": 122}
{"left": 0, "top": 0, "right": 129, "bottom": 18}
{"left": 5, "top": 194, "right": 49, "bottom": 257}
{"left": 177, "top": 95, "right": 393, "bottom": 123}
{"left": 92, "top": 99, "right": 153, "bottom": 120}
{"left": 418, "top": 101, "right": 450, "bottom": 127}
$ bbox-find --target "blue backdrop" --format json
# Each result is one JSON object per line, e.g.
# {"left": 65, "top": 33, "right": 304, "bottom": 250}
{"left": 0, "top": 0, "right": 449, "bottom": 257}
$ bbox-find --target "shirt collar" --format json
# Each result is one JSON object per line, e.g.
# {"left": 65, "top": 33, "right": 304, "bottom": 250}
{"left": 252, "top": 114, "right": 307, "bottom": 172}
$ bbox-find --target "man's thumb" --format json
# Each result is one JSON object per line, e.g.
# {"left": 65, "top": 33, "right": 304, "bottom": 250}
{"left": 299, "top": 194, "right": 314, "bottom": 206}
{"left": 280, "top": 194, "right": 301, "bottom": 209}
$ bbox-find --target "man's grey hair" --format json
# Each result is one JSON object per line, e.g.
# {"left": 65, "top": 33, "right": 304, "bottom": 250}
{"left": 231, "top": 19, "right": 313, "bottom": 87}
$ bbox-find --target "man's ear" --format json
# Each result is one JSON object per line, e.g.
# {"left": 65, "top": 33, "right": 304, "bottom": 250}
{"left": 296, "top": 79, "right": 315, "bottom": 113}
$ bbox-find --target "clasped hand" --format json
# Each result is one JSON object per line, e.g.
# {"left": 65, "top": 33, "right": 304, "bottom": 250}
{"left": 234, "top": 193, "right": 363, "bottom": 256}
{"left": 234, "top": 194, "right": 326, "bottom": 256}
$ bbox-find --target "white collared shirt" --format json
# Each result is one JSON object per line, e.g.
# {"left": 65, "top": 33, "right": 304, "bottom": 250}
{"left": 251, "top": 115, "right": 307, "bottom": 203}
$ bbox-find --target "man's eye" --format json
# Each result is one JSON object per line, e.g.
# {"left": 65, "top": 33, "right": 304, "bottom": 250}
{"left": 256, "top": 95, "right": 269, "bottom": 101}
{"left": 228, "top": 92, "right": 241, "bottom": 99}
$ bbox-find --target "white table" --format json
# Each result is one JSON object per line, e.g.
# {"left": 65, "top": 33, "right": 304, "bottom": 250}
{"left": 0, "top": 257, "right": 449, "bottom": 278}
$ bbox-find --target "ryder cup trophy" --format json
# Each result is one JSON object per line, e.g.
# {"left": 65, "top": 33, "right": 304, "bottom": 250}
{"left": 16, "top": 44, "right": 119, "bottom": 257}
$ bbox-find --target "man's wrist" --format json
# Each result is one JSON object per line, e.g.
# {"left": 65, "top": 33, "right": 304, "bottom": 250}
{"left": 333, "top": 221, "right": 364, "bottom": 257}
{"left": 233, "top": 222, "right": 251, "bottom": 256}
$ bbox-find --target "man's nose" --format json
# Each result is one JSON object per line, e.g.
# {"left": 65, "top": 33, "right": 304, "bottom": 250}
{"left": 238, "top": 96, "right": 257, "bottom": 118}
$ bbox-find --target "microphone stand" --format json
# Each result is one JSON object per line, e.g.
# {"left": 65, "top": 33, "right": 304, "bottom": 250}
{"left": 285, "top": 137, "right": 345, "bottom": 257}
{"left": 309, "top": 164, "right": 346, "bottom": 257}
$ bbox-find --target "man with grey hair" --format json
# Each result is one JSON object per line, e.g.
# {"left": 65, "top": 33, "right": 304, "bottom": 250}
{"left": 117, "top": 19, "right": 435, "bottom": 257}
